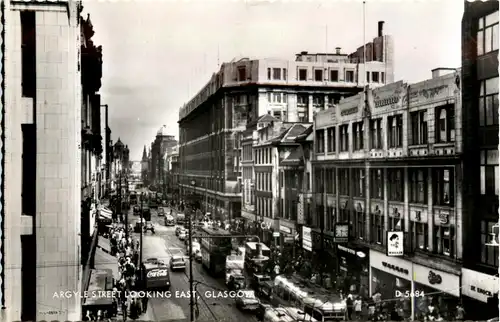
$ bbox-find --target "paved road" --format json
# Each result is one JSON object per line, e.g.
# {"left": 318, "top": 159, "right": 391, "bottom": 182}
{"left": 131, "top": 206, "right": 258, "bottom": 322}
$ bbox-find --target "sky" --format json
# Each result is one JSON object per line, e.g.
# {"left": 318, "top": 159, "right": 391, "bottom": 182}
{"left": 83, "top": 0, "right": 464, "bottom": 161}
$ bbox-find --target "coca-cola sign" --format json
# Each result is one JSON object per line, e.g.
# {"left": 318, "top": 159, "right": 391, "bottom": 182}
{"left": 147, "top": 269, "right": 168, "bottom": 278}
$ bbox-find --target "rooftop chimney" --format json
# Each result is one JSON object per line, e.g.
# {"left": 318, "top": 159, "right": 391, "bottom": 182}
{"left": 378, "top": 21, "right": 385, "bottom": 37}
{"left": 335, "top": 47, "right": 341, "bottom": 55}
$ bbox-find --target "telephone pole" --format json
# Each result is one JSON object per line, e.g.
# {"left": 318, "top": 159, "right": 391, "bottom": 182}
{"left": 188, "top": 205, "right": 195, "bottom": 322}
{"left": 140, "top": 192, "right": 144, "bottom": 266}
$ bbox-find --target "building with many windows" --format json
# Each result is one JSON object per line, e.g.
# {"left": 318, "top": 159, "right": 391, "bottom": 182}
{"left": 1, "top": 1, "right": 107, "bottom": 321}
{"left": 179, "top": 21, "right": 394, "bottom": 221}
{"left": 148, "top": 125, "right": 178, "bottom": 189}
{"left": 312, "top": 68, "right": 463, "bottom": 319}
{"left": 460, "top": 1, "right": 499, "bottom": 319}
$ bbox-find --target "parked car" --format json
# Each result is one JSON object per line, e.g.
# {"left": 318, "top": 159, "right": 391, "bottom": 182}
{"left": 175, "top": 226, "right": 183, "bottom": 236}
{"left": 157, "top": 207, "right": 165, "bottom": 217}
{"left": 178, "top": 231, "right": 187, "bottom": 241}
{"left": 194, "top": 249, "right": 202, "bottom": 262}
{"left": 169, "top": 255, "right": 186, "bottom": 271}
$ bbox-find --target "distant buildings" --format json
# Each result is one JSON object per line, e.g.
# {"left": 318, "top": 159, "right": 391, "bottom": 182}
{"left": 178, "top": 21, "right": 394, "bottom": 221}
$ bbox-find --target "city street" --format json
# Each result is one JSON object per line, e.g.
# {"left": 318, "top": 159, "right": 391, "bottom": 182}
{"left": 132, "top": 206, "right": 258, "bottom": 322}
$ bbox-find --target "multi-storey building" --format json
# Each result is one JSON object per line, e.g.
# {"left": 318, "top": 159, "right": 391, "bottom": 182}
{"left": 1, "top": 1, "right": 106, "bottom": 320}
{"left": 149, "top": 125, "right": 178, "bottom": 188}
{"left": 312, "top": 69, "right": 463, "bottom": 319}
{"left": 179, "top": 22, "right": 395, "bottom": 221}
{"left": 460, "top": 1, "right": 499, "bottom": 319}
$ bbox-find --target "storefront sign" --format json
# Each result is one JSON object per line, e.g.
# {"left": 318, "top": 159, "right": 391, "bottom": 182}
{"left": 302, "top": 226, "right": 312, "bottom": 251}
{"left": 371, "top": 81, "right": 407, "bottom": 114}
{"left": 337, "top": 95, "right": 362, "bottom": 120}
{"left": 462, "top": 268, "right": 500, "bottom": 303}
{"left": 273, "top": 232, "right": 280, "bottom": 238}
{"left": 338, "top": 245, "right": 357, "bottom": 255}
{"left": 260, "top": 221, "right": 273, "bottom": 230}
{"left": 370, "top": 249, "right": 412, "bottom": 280}
{"left": 334, "top": 223, "right": 349, "bottom": 243}
{"left": 386, "top": 231, "right": 404, "bottom": 256}
{"left": 404, "top": 75, "right": 456, "bottom": 107}
{"left": 315, "top": 108, "right": 336, "bottom": 129}
{"left": 413, "top": 263, "right": 460, "bottom": 297}
{"left": 280, "top": 225, "right": 292, "bottom": 234}
{"left": 340, "top": 106, "right": 358, "bottom": 116}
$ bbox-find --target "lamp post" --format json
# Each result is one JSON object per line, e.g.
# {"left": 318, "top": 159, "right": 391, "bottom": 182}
{"left": 140, "top": 192, "right": 144, "bottom": 267}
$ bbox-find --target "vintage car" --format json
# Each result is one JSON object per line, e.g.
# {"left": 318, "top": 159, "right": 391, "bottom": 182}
{"left": 164, "top": 215, "right": 175, "bottom": 226}
{"left": 133, "top": 205, "right": 140, "bottom": 215}
{"left": 235, "top": 290, "right": 260, "bottom": 311}
{"left": 169, "top": 255, "right": 186, "bottom": 271}
{"left": 178, "top": 230, "right": 187, "bottom": 241}
{"left": 252, "top": 274, "right": 274, "bottom": 300}
{"left": 157, "top": 207, "right": 165, "bottom": 217}
{"left": 227, "top": 274, "right": 247, "bottom": 291}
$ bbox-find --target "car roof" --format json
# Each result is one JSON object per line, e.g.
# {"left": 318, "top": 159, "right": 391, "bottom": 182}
{"left": 171, "top": 255, "right": 184, "bottom": 259}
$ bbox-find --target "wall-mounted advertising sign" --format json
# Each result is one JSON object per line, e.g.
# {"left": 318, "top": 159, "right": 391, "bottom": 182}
{"left": 386, "top": 231, "right": 404, "bottom": 256}
{"left": 302, "top": 226, "right": 312, "bottom": 251}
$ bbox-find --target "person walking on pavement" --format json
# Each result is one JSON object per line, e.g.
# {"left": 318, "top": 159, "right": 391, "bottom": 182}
{"left": 353, "top": 296, "right": 363, "bottom": 320}
{"left": 455, "top": 303, "right": 465, "bottom": 321}
{"left": 141, "top": 293, "right": 148, "bottom": 313}
{"left": 346, "top": 294, "right": 354, "bottom": 320}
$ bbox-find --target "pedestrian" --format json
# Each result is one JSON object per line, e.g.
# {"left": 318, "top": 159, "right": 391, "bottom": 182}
{"left": 354, "top": 296, "right": 362, "bottom": 320}
{"left": 346, "top": 294, "right": 353, "bottom": 320}
{"left": 455, "top": 303, "right": 465, "bottom": 321}
{"left": 141, "top": 294, "right": 148, "bottom": 313}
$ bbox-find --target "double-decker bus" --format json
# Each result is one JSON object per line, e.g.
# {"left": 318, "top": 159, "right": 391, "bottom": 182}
{"left": 199, "top": 226, "right": 232, "bottom": 277}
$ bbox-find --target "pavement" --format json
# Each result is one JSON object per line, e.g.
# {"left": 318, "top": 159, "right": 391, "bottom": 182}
{"left": 141, "top": 206, "right": 258, "bottom": 322}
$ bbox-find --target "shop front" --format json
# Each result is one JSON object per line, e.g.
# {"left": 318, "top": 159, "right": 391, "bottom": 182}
{"left": 278, "top": 220, "right": 297, "bottom": 251}
{"left": 370, "top": 249, "right": 413, "bottom": 304}
{"left": 412, "top": 263, "right": 460, "bottom": 321}
{"left": 461, "top": 268, "right": 499, "bottom": 320}
{"left": 311, "top": 229, "right": 336, "bottom": 288}
{"left": 336, "top": 244, "right": 370, "bottom": 298}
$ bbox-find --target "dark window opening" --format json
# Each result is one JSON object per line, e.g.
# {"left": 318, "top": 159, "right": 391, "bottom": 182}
{"left": 21, "top": 10, "right": 36, "bottom": 98}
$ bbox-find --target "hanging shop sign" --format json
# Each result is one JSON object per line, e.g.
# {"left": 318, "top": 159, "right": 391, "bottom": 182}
{"left": 386, "top": 231, "right": 404, "bottom": 257}
{"left": 302, "top": 226, "right": 312, "bottom": 251}
{"left": 413, "top": 263, "right": 460, "bottom": 297}
{"left": 461, "top": 268, "right": 500, "bottom": 303}
{"left": 280, "top": 225, "right": 292, "bottom": 234}
{"left": 334, "top": 223, "right": 349, "bottom": 243}
{"left": 273, "top": 232, "right": 280, "bottom": 238}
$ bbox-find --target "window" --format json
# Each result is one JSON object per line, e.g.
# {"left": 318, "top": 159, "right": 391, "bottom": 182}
{"left": 370, "top": 213, "right": 384, "bottom": 244}
{"left": 325, "top": 168, "right": 336, "bottom": 194}
{"left": 314, "top": 168, "right": 324, "bottom": 194}
{"left": 315, "top": 129, "right": 325, "bottom": 153}
{"left": 306, "top": 172, "right": 311, "bottom": 191}
{"left": 479, "top": 77, "right": 499, "bottom": 126}
{"left": 480, "top": 149, "right": 499, "bottom": 195}
{"left": 435, "top": 105, "right": 456, "bottom": 142}
{"left": 299, "top": 68, "right": 308, "bottom": 81}
{"left": 388, "top": 114, "right": 403, "bottom": 148}
{"left": 477, "top": 11, "right": 499, "bottom": 56}
{"left": 297, "top": 94, "right": 308, "bottom": 105}
{"left": 267, "top": 68, "right": 271, "bottom": 80}
{"left": 283, "top": 68, "right": 287, "bottom": 81}
{"left": 411, "top": 221, "right": 428, "bottom": 251}
{"left": 22, "top": 124, "right": 36, "bottom": 217}
{"left": 480, "top": 220, "right": 499, "bottom": 266}
{"left": 352, "top": 211, "right": 365, "bottom": 239}
{"left": 353, "top": 169, "right": 365, "bottom": 197}
{"left": 388, "top": 215, "right": 404, "bottom": 231}
{"left": 238, "top": 67, "right": 246, "bottom": 81}
{"left": 21, "top": 10, "right": 36, "bottom": 98}
{"left": 345, "top": 70, "right": 354, "bottom": 82}
{"left": 330, "top": 70, "right": 339, "bottom": 82}
{"left": 433, "top": 168, "right": 454, "bottom": 206}
{"left": 273, "top": 93, "right": 282, "bottom": 103}
{"left": 353, "top": 121, "right": 364, "bottom": 151}
{"left": 366, "top": 72, "right": 370, "bottom": 83}
{"left": 435, "top": 226, "right": 455, "bottom": 257}
{"left": 410, "top": 110, "right": 428, "bottom": 145}
{"left": 370, "top": 169, "right": 383, "bottom": 199}
{"left": 312, "top": 95, "right": 324, "bottom": 107}
{"left": 381, "top": 72, "right": 385, "bottom": 83}
{"left": 388, "top": 169, "right": 404, "bottom": 201}
{"left": 370, "top": 118, "right": 382, "bottom": 149}
{"left": 409, "top": 169, "right": 427, "bottom": 204}
{"left": 339, "top": 169, "right": 349, "bottom": 195}
{"left": 273, "top": 68, "right": 281, "bottom": 80}
{"left": 314, "top": 69, "right": 324, "bottom": 81}
{"left": 327, "top": 127, "right": 336, "bottom": 152}
{"left": 340, "top": 124, "right": 349, "bottom": 152}
{"left": 372, "top": 72, "right": 380, "bottom": 83}
{"left": 327, "top": 94, "right": 338, "bottom": 106}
